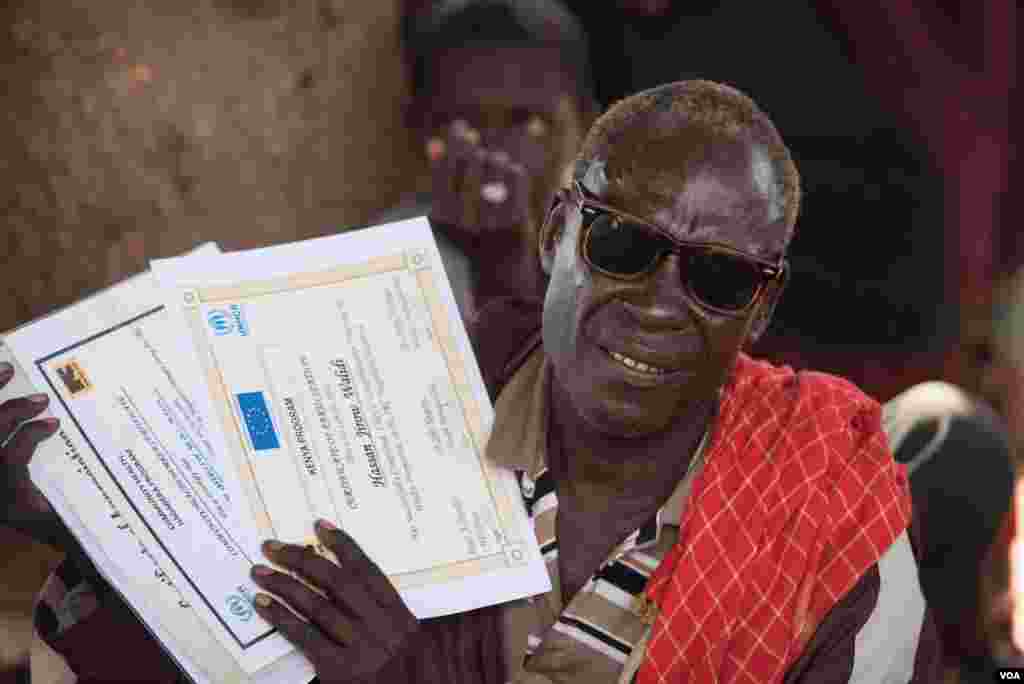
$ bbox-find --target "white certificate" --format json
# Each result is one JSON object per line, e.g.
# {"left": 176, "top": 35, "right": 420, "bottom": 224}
{"left": 155, "top": 219, "right": 550, "bottom": 618}
{"left": 4, "top": 258, "right": 313, "bottom": 679}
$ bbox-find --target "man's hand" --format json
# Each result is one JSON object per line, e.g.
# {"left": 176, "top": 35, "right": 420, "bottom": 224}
{"left": 0, "top": 361, "right": 63, "bottom": 544}
{"left": 427, "top": 119, "right": 533, "bottom": 240}
{"left": 251, "top": 519, "right": 419, "bottom": 683}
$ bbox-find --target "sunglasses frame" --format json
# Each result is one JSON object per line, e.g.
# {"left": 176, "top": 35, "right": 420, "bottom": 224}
{"left": 565, "top": 180, "right": 788, "bottom": 316}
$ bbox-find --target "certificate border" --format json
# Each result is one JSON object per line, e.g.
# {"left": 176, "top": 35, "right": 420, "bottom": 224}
{"left": 32, "top": 305, "right": 276, "bottom": 650}
{"left": 183, "top": 251, "right": 531, "bottom": 588}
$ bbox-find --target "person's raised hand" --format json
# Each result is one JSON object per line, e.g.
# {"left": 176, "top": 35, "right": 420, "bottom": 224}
{"left": 0, "top": 361, "right": 63, "bottom": 545}
{"left": 251, "top": 519, "right": 418, "bottom": 683}
{"left": 427, "top": 119, "right": 533, "bottom": 244}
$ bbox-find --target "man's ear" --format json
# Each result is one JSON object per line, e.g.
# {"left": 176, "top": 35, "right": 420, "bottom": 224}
{"left": 539, "top": 192, "right": 571, "bottom": 276}
{"left": 747, "top": 265, "right": 790, "bottom": 344}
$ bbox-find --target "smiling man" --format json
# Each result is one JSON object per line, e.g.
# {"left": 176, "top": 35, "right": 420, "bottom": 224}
{"left": 3, "top": 81, "right": 940, "bottom": 684}
{"left": 471, "top": 80, "right": 940, "bottom": 683}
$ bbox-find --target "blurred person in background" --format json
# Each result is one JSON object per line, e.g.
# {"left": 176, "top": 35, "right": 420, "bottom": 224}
{"left": 377, "top": 0, "right": 597, "bottom": 321}
{"left": 871, "top": 266, "right": 1024, "bottom": 682}
{"left": 882, "top": 381, "right": 1013, "bottom": 681}
{"left": 983, "top": 272, "right": 1024, "bottom": 456}
{"left": 968, "top": 267, "right": 1024, "bottom": 681}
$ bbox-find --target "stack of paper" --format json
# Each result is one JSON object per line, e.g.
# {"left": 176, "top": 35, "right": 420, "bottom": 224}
{"left": 1, "top": 219, "right": 550, "bottom": 684}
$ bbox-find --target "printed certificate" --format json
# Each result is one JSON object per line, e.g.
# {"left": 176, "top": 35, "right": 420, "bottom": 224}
{"left": 4, "top": 256, "right": 313, "bottom": 679}
{"left": 155, "top": 219, "right": 550, "bottom": 618}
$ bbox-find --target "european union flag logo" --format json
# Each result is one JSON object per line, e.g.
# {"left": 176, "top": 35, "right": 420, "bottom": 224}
{"left": 236, "top": 392, "right": 280, "bottom": 451}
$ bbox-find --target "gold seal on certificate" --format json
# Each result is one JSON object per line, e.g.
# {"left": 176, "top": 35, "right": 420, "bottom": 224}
{"left": 54, "top": 358, "right": 94, "bottom": 396}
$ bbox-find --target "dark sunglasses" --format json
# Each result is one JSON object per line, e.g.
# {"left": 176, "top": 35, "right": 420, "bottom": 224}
{"left": 565, "top": 181, "right": 787, "bottom": 316}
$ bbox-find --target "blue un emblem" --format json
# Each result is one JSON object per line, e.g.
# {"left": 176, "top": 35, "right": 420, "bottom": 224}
{"left": 207, "top": 309, "right": 234, "bottom": 336}
{"left": 226, "top": 593, "right": 254, "bottom": 622}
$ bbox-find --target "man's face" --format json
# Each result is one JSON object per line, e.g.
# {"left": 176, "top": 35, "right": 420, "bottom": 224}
{"left": 542, "top": 124, "right": 790, "bottom": 438}
{"left": 416, "top": 46, "right": 585, "bottom": 231}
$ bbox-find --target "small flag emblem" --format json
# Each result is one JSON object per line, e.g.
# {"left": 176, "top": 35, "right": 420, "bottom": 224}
{"left": 236, "top": 392, "right": 280, "bottom": 451}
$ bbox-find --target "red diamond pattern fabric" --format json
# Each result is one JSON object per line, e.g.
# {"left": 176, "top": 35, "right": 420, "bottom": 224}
{"left": 637, "top": 354, "right": 912, "bottom": 684}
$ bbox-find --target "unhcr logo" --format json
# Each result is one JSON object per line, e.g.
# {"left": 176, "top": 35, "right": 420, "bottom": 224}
{"left": 207, "top": 309, "right": 234, "bottom": 336}
{"left": 226, "top": 593, "right": 254, "bottom": 622}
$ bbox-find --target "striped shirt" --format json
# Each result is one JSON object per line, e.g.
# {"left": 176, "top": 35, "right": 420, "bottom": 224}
{"left": 490, "top": 344, "right": 706, "bottom": 684}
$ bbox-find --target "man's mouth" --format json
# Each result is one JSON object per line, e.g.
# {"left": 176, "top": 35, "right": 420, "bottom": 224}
{"left": 601, "top": 346, "right": 680, "bottom": 375}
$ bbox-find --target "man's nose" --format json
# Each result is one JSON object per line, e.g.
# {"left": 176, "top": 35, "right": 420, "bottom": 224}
{"left": 629, "top": 253, "right": 699, "bottom": 326}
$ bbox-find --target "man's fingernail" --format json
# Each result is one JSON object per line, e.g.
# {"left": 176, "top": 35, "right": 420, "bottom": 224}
{"left": 317, "top": 518, "right": 338, "bottom": 531}
{"left": 264, "top": 540, "right": 285, "bottom": 553}
{"left": 29, "top": 394, "right": 49, "bottom": 404}
{"left": 0, "top": 362, "right": 13, "bottom": 376}
{"left": 42, "top": 418, "right": 60, "bottom": 429}
{"left": 254, "top": 594, "right": 273, "bottom": 608}
{"left": 251, "top": 564, "right": 274, "bottom": 577}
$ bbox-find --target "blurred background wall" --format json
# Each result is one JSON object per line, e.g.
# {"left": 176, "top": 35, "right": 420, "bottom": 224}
{"left": 0, "top": 0, "right": 427, "bottom": 333}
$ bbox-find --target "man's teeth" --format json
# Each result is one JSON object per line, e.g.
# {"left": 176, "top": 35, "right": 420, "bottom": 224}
{"left": 608, "top": 349, "right": 670, "bottom": 375}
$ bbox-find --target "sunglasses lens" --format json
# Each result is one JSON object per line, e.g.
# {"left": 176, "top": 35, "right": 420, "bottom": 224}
{"left": 585, "top": 213, "right": 664, "bottom": 275}
{"left": 688, "top": 253, "right": 764, "bottom": 312}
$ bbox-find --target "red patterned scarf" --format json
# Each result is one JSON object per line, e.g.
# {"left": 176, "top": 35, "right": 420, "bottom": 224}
{"left": 638, "top": 354, "right": 912, "bottom": 683}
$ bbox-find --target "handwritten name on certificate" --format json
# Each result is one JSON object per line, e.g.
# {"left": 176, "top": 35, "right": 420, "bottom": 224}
{"left": 157, "top": 219, "right": 550, "bottom": 618}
